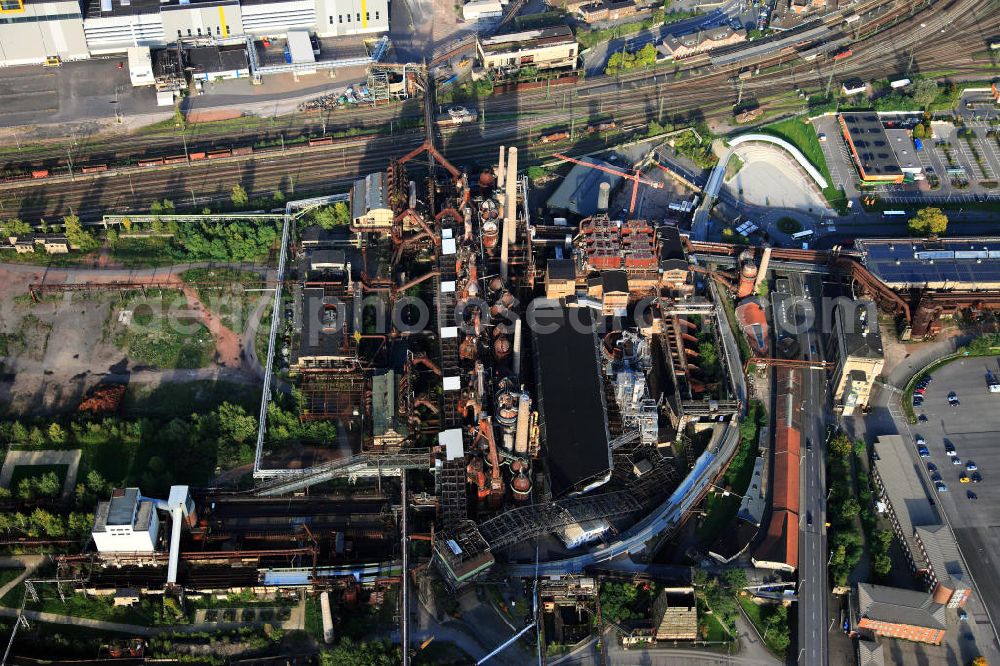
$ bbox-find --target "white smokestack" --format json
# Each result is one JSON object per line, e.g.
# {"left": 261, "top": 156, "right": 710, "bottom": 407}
{"left": 507, "top": 147, "right": 518, "bottom": 245}
{"left": 497, "top": 145, "right": 506, "bottom": 189}
{"left": 598, "top": 181, "right": 610, "bottom": 212}
{"left": 512, "top": 318, "right": 522, "bottom": 379}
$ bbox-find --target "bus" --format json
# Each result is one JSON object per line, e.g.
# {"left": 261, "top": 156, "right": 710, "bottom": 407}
{"left": 791, "top": 229, "right": 815, "bottom": 239}
{"left": 882, "top": 210, "right": 907, "bottom": 217}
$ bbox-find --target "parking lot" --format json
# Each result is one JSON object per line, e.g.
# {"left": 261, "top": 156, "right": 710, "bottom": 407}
{"left": 813, "top": 115, "right": 860, "bottom": 199}
{"left": 812, "top": 114, "right": 1000, "bottom": 207}
{"left": 905, "top": 357, "right": 1000, "bottom": 657}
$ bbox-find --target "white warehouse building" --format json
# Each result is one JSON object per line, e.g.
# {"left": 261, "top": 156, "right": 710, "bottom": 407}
{"left": 0, "top": 0, "right": 389, "bottom": 66}
{"left": 0, "top": 0, "right": 90, "bottom": 66}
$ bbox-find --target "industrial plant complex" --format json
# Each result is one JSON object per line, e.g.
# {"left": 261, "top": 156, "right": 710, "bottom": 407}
{"left": 0, "top": 0, "right": 998, "bottom": 661}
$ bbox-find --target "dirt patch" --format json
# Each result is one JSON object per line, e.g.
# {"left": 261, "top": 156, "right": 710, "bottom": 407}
{"left": 186, "top": 108, "right": 242, "bottom": 124}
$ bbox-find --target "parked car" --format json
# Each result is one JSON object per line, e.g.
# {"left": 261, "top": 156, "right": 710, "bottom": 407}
{"left": 966, "top": 461, "right": 978, "bottom": 471}
{"left": 932, "top": 471, "right": 942, "bottom": 482}
{"left": 971, "top": 472, "right": 983, "bottom": 483}
{"left": 918, "top": 414, "right": 928, "bottom": 422}
{"left": 918, "top": 446, "right": 930, "bottom": 458}
{"left": 928, "top": 462, "right": 937, "bottom": 472}
{"left": 959, "top": 609, "right": 969, "bottom": 621}
{"left": 916, "top": 436, "right": 926, "bottom": 446}
{"left": 967, "top": 491, "right": 978, "bottom": 500}
{"left": 946, "top": 446, "right": 957, "bottom": 456}
{"left": 935, "top": 481, "right": 948, "bottom": 492}
{"left": 960, "top": 473, "right": 970, "bottom": 483}
{"left": 953, "top": 457, "right": 963, "bottom": 466}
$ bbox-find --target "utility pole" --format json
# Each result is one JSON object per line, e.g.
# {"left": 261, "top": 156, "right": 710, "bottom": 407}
{"left": 401, "top": 470, "right": 409, "bottom": 666}
{"left": 182, "top": 130, "right": 189, "bottom": 161}
{"left": 66, "top": 147, "right": 74, "bottom": 181}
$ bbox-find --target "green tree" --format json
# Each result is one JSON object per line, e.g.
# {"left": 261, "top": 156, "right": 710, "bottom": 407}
{"left": 230, "top": 184, "right": 249, "bottom": 209}
{"left": 840, "top": 497, "right": 861, "bottom": 521}
{"left": 312, "top": 202, "right": 351, "bottom": 229}
{"left": 828, "top": 433, "right": 852, "bottom": 458}
{"left": 872, "top": 553, "right": 893, "bottom": 576}
{"left": 908, "top": 207, "right": 948, "bottom": 236}
{"left": 910, "top": 78, "right": 939, "bottom": 109}
{"left": 853, "top": 439, "right": 866, "bottom": 457}
{"left": 722, "top": 568, "right": 748, "bottom": 590}
{"left": 912, "top": 123, "right": 926, "bottom": 139}
{"left": 0, "top": 218, "right": 31, "bottom": 239}
{"left": 875, "top": 529, "right": 894, "bottom": 551}
{"left": 698, "top": 341, "right": 719, "bottom": 370}
{"left": 29, "top": 508, "right": 65, "bottom": 537}
{"left": 68, "top": 513, "right": 94, "bottom": 539}
{"left": 47, "top": 423, "right": 66, "bottom": 444}
{"left": 62, "top": 214, "right": 98, "bottom": 251}
{"left": 599, "top": 582, "right": 639, "bottom": 624}
{"left": 319, "top": 639, "right": 401, "bottom": 666}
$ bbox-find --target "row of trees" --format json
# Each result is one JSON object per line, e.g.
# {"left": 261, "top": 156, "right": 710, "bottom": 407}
{"left": 827, "top": 434, "right": 895, "bottom": 583}
{"left": 0, "top": 509, "right": 92, "bottom": 540}
{"left": 1, "top": 401, "right": 262, "bottom": 501}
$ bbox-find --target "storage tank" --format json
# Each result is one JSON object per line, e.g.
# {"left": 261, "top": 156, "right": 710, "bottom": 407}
{"left": 512, "top": 472, "right": 532, "bottom": 500}
{"left": 737, "top": 249, "right": 758, "bottom": 298}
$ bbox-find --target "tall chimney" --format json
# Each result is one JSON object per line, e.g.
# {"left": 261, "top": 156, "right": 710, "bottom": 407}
{"left": 597, "top": 181, "right": 610, "bottom": 212}
{"left": 512, "top": 318, "right": 522, "bottom": 379}
{"left": 507, "top": 147, "right": 518, "bottom": 245}
{"left": 497, "top": 145, "right": 506, "bottom": 189}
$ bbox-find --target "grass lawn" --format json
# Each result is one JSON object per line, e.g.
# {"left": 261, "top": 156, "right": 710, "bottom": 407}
{"left": 776, "top": 217, "right": 802, "bottom": 234}
{"left": 108, "top": 237, "right": 175, "bottom": 267}
{"left": 760, "top": 118, "right": 849, "bottom": 214}
{"left": 738, "top": 597, "right": 789, "bottom": 658}
{"left": 24, "top": 592, "right": 155, "bottom": 626}
{"left": 701, "top": 611, "right": 731, "bottom": 642}
{"left": 121, "top": 380, "right": 261, "bottom": 419}
{"left": 303, "top": 597, "right": 324, "bottom": 642}
{"left": 112, "top": 295, "right": 216, "bottom": 369}
{"left": 0, "top": 567, "right": 25, "bottom": 600}
{"left": 8, "top": 464, "right": 68, "bottom": 494}
{"left": 724, "top": 153, "right": 745, "bottom": 182}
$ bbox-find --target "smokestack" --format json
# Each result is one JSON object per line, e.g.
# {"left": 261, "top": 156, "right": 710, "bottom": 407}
{"left": 514, "top": 393, "right": 531, "bottom": 455}
{"left": 597, "top": 181, "right": 610, "bottom": 211}
{"left": 497, "top": 145, "right": 506, "bottom": 189}
{"left": 507, "top": 147, "right": 518, "bottom": 245}
{"left": 512, "top": 318, "right": 522, "bottom": 380}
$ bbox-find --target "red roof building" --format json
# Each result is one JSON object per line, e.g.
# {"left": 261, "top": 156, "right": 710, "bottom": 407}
{"left": 753, "top": 368, "right": 801, "bottom": 572}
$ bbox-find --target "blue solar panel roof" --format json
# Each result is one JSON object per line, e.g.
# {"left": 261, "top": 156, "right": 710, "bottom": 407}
{"left": 858, "top": 238, "right": 1000, "bottom": 287}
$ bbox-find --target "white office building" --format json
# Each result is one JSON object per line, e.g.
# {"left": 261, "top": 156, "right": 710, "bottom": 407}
{"left": 92, "top": 487, "right": 160, "bottom": 553}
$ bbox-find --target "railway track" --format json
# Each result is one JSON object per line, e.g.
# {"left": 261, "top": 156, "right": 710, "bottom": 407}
{"left": 0, "top": 0, "right": 995, "bottom": 220}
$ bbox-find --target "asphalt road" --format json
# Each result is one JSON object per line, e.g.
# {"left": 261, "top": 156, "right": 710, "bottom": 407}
{"left": 787, "top": 271, "right": 829, "bottom": 666}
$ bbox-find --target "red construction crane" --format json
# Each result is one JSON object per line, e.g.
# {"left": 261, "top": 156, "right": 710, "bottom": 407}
{"left": 552, "top": 152, "right": 663, "bottom": 215}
